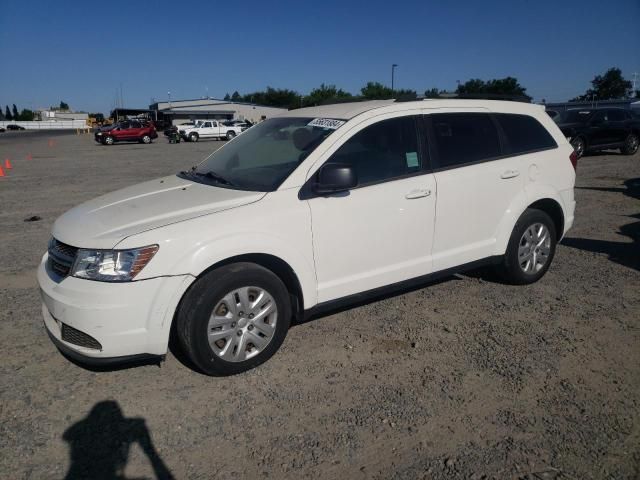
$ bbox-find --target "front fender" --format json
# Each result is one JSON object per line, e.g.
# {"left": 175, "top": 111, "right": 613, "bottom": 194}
{"left": 175, "top": 232, "right": 317, "bottom": 308}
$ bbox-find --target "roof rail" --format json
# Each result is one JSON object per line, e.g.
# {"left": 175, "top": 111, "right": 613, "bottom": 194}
{"left": 436, "top": 93, "right": 532, "bottom": 103}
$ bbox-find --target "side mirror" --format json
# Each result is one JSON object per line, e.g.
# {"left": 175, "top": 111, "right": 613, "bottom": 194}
{"left": 314, "top": 163, "right": 357, "bottom": 194}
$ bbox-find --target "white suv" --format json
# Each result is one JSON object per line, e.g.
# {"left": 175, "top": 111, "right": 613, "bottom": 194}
{"left": 38, "top": 99, "right": 576, "bottom": 375}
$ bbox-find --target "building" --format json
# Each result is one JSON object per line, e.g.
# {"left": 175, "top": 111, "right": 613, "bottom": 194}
{"left": 542, "top": 99, "right": 637, "bottom": 113}
{"left": 149, "top": 98, "right": 287, "bottom": 126}
{"left": 39, "top": 110, "right": 89, "bottom": 121}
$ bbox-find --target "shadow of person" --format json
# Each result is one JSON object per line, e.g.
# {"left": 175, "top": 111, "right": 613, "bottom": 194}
{"left": 63, "top": 401, "right": 174, "bottom": 480}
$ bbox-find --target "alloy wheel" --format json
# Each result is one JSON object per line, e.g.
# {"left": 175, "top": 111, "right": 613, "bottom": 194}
{"left": 518, "top": 223, "right": 551, "bottom": 274}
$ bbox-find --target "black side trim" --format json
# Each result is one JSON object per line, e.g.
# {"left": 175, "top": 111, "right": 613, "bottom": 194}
{"left": 46, "top": 328, "right": 162, "bottom": 367}
{"left": 303, "top": 255, "right": 502, "bottom": 320}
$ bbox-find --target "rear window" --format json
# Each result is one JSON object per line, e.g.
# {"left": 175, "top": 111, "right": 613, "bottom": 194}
{"left": 607, "top": 109, "right": 627, "bottom": 121}
{"left": 495, "top": 114, "right": 557, "bottom": 155}
{"left": 430, "top": 113, "right": 502, "bottom": 169}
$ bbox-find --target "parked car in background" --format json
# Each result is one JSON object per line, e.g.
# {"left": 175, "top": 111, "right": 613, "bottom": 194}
{"left": 6, "top": 124, "right": 25, "bottom": 130}
{"left": 554, "top": 108, "right": 640, "bottom": 158}
{"left": 0, "top": 127, "right": 5, "bottom": 133}
{"left": 95, "top": 120, "right": 158, "bottom": 145}
{"left": 545, "top": 109, "right": 559, "bottom": 119}
{"left": 223, "top": 119, "right": 253, "bottom": 129}
{"left": 39, "top": 99, "right": 576, "bottom": 375}
{"left": 180, "top": 120, "right": 246, "bottom": 142}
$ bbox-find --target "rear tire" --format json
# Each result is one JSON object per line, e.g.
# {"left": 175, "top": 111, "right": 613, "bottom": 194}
{"left": 621, "top": 133, "right": 639, "bottom": 155}
{"left": 141, "top": 135, "right": 152, "bottom": 144}
{"left": 226, "top": 131, "right": 236, "bottom": 141}
{"left": 189, "top": 133, "right": 199, "bottom": 142}
{"left": 497, "top": 208, "right": 557, "bottom": 285}
{"left": 177, "top": 263, "right": 291, "bottom": 376}
{"left": 570, "top": 136, "right": 585, "bottom": 159}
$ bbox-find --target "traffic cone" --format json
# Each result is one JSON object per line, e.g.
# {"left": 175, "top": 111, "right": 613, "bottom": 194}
{"left": 4, "top": 158, "right": 12, "bottom": 169}
{"left": 0, "top": 165, "right": 5, "bottom": 177}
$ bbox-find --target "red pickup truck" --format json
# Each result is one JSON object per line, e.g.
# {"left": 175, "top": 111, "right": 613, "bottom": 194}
{"left": 95, "top": 120, "right": 158, "bottom": 145}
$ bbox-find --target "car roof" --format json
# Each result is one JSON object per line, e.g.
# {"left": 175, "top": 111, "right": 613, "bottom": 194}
{"left": 278, "top": 99, "right": 544, "bottom": 120}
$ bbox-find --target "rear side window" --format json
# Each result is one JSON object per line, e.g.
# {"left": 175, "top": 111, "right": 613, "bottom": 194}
{"left": 607, "top": 110, "right": 626, "bottom": 121}
{"left": 430, "top": 113, "right": 501, "bottom": 169}
{"left": 495, "top": 114, "right": 557, "bottom": 155}
{"left": 328, "top": 116, "right": 421, "bottom": 185}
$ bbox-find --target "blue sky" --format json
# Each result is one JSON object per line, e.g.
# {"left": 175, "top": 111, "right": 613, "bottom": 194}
{"left": 1, "top": 0, "right": 638, "bottom": 114}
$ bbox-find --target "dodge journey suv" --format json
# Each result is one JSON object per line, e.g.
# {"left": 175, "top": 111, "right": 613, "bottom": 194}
{"left": 39, "top": 99, "right": 576, "bottom": 375}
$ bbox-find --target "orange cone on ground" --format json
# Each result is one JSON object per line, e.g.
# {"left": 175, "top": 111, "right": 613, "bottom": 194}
{"left": 4, "top": 158, "right": 12, "bottom": 169}
{"left": 0, "top": 165, "right": 5, "bottom": 177}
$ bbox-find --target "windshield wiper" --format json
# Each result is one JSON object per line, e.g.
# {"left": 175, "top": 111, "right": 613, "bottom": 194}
{"left": 192, "top": 170, "right": 235, "bottom": 187}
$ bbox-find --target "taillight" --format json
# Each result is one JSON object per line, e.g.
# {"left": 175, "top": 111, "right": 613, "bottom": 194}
{"left": 569, "top": 151, "right": 578, "bottom": 171}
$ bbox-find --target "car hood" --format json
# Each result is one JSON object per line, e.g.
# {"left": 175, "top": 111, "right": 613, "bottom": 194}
{"left": 52, "top": 175, "right": 266, "bottom": 249}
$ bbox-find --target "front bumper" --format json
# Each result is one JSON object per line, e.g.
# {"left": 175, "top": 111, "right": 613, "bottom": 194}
{"left": 37, "top": 253, "right": 194, "bottom": 363}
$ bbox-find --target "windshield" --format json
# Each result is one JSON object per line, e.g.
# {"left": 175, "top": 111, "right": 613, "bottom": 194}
{"left": 182, "top": 117, "right": 343, "bottom": 191}
{"left": 555, "top": 110, "right": 593, "bottom": 123}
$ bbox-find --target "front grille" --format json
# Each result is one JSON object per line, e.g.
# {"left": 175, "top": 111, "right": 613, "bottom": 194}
{"left": 47, "top": 238, "right": 78, "bottom": 278}
{"left": 61, "top": 323, "right": 102, "bottom": 350}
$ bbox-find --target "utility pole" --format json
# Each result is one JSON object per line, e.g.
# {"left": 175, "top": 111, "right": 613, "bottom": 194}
{"left": 632, "top": 72, "right": 639, "bottom": 96}
{"left": 391, "top": 64, "right": 398, "bottom": 95}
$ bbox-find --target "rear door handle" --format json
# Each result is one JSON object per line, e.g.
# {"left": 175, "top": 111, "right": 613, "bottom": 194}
{"left": 500, "top": 170, "right": 520, "bottom": 179}
{"left": 405, "top": 188, "right": 431, "bottom": 199}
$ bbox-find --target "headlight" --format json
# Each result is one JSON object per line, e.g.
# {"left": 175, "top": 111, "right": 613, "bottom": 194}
{"left": 71, "top": 245, "right": 158, "bottom": 282}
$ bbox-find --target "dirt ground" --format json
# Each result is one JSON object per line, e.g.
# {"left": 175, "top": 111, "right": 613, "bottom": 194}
{"left": 0, "top": 130, "right": 638, "bottom": 480}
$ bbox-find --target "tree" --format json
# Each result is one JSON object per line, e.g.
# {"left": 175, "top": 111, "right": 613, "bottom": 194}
{"left": 12, "top": 104, "right": 19, "bottom": 119}
{"left": 571, "top": 68, "right": 633, "bottom": 101}
{"left": 17, "top": 109, "right": 34, "bottom": 121}
{"left": 5, "top": 105, "right": 12, "bottom": 120}
{"left": 302, "top": 83, "right": 352, "bottom": 107}
{"left": 240, "top": 87, "right": 300, "bottom": 108}
{"left": 59, "top": 101, "right": 70, "bottom": 111}
{"left": 394, "top": 89, "right": 417, "bottom": 100}
{"left": 456, "top": 77, "right": 531, "bottom": 100}
{"left": 360, "top": 82, "right": 393, "bottom": 99}
{"left": 223, "top": 93, "right": 230, "bottom": 101}
{"left": 424, "top": 88, "right": 441, "bottom": 98}
{"left": 231, "top": 91, "right": 241, "bottom": 101}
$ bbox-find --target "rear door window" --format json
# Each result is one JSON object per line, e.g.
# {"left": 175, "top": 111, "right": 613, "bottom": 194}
{"left": 495, "top": 113, "right": 557, "bottom": 155}
{"left": 429, "top": 113, "right": 502, "bottom": 169}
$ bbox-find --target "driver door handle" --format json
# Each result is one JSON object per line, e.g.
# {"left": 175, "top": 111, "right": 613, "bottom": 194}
{"left": 500, "top": 170, "right": 520, "bottom": 179}
{"left": 405, "top": 188, "right": 431, "bottom": 199}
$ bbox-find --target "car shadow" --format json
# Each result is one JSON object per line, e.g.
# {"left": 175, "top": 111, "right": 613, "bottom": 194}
{"left": 62, "top": 400, "right": 174, "bottom": 480}
{"left": 563, "top": 178, "right": 640, "bottom": 272}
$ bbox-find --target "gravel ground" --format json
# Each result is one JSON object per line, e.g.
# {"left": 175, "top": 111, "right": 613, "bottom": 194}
{"left": 0, "top": 130, "right": 638, "bottom": 480}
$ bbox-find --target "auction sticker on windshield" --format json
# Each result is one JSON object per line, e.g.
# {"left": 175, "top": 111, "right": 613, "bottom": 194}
{"left": 307, "top": 118, "right": 346, "bottom": 129}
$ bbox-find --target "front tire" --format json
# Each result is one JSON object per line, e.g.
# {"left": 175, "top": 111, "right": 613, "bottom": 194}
{"left": 497, "top": 208, "right": 557, "bottom": 285}
{"left": 621, "top": 133, "right": 639, "bottom": 155}
{"left": 177, "top": 263, "right": 291, "bottom": 376}
{"left": 102, "top": 136, "right": 114, "bottom": 145}
{"left": 570, "top": 136, "right": 585, "bottom": 159}
{"left": 189, "top": 133, "right": 199, "bottom": 142}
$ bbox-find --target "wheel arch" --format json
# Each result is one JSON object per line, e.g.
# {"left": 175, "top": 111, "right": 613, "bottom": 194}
{"left": 527, "top": 198, "right": 564, "bottom": 238}
{"left": 493, "top": 190, "right": 566, "bottom": 256}
{"left": 195, "top": 253, "right": 305, "bottom": 320}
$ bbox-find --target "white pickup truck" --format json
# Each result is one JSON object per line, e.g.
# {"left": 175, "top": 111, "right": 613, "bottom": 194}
{"left": 179, "top": 120, "right": 245, "bottom": 142}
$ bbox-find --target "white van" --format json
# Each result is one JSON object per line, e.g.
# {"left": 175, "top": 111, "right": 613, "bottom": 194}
{"left": 38, "top": 99, "right": 576, "bottom": 375}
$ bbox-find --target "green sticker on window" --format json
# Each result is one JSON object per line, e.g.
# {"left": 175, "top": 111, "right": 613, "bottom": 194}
{"left": 405, "top": 151, "right": 419, "bottom": 168}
